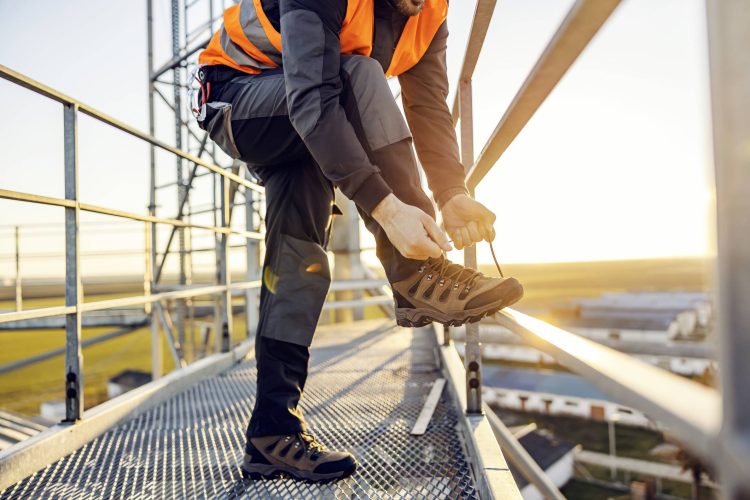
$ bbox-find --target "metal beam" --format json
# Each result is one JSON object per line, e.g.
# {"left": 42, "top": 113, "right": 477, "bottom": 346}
{"left": 0, "top": 281, "right": 262, "bottom": 325}
{"left": 484, "top": 403, "right": 566, "bottom": 500}
{"left": 494, "top": 309, "right": 723, "bottom": 459}
{"left": 63, "top": 103, "right": 83, "bottom": 422}
{"left": 0, "top": 65, "right": 263, "bottom": 194}
{"left": 466, "top": 0, "right": 622, "bottom": 188}
{"left": 706, "top": 0, "right": 750, "bottom": 496}
{"left": 0, "top": 188, "right": 262, "bottom": 240}
{"left": 435, "top": 327, "right": 522, "bottom": 499}
{"left": 451, "top": 0, "right": 498, "bottom": 125}
{"left": 459, "top": 79, "right": 483, "bottom": 415}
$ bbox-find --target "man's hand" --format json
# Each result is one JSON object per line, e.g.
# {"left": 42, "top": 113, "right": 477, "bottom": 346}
{"left": 441, "top": 194, "right": 496, "bottom": 250}
{"left": 372, "top": 194, "right": 452, "bottom": 260}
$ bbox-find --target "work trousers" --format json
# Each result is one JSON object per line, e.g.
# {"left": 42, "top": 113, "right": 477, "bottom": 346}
{"left": 200, "top": 55, "right": 434, "bottom": 437}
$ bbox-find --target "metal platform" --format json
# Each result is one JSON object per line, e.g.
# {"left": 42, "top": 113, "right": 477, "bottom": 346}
{"left": 1, "top": 320, "right": 480, "bottom": 499}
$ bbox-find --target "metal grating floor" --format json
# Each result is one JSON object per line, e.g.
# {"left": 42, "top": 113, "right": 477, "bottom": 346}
{"left": 2, "top": 320, "right": 479, "bottom": 499}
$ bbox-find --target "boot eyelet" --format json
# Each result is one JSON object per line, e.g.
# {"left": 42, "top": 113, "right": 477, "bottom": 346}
{"left": 426, "top": 274, "right": 433, "bottom": 280}
{"left": 439, "top": 279, "right": 445, "bottom": 286}
{"left": 418, "top": 266, "right": 425, "bottom": 273}
{"left": 453, "top": 283, "right": 459, "bottom": 289}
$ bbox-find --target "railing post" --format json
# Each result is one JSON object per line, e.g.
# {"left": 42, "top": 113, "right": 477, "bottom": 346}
{"left": 706, "top": 0, "right": 750, "bottom": 496}
{"left": 14, "top": 226, "right": 22, "bottom": 312}
{"left": 443, "top": 324, "right": 451, "bottom": 346}
{"left": 146, "top": 0, "right": 163, "bottom": 380}
{"left": 459, "top": 79, "right": 483, "bottom": 415}
{"left": 63, "top": 103, "right": 83, "bottom": 422}
{"left": 245, "top": 183, "right": 259, "bottom": 338}
{"left": 216, "top": 174, "right": 233, "bottom": 352}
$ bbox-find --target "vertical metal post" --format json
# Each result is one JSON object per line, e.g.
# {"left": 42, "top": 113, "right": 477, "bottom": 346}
{"left": 443, "top": 325, "right": 451, "bottom": 346}
{"left": 459, "top": 79, "right": 482, "bottom": 415}
{"left": 147, "top": 0, "right": 162, "bottom": 380}
{"left": 245, "top": 183, "right": 259, "bottom": 338}
{"left": 706, "top": 1, "right": 750, "bottom": 497}
{"left": 171, "top": 0, "right": 187, "bottom": 349}
{"left": 216, "top": 175, "right": 233, "bottom": 352}
{"left": 63, "top": 103, "right": 83, "bottom": 422}
{"left": 608, "top": 416, "right": 618, "bottom": 479}
{"left": 332, "top": 194, "right": 363, "bottom": 323}
{"left": 14, "top": 226, "right": 22, "bottom": 311}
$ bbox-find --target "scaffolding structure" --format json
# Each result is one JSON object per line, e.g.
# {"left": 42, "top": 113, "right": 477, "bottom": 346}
{"left": 146, "top": 0, "right": 262, "bottom": 368}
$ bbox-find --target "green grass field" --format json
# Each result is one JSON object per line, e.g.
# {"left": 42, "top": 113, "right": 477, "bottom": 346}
{"left": 480, "top": 256, "right": 710, "bottom": 317}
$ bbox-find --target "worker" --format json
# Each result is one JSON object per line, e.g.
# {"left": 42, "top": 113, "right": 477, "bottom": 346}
{"left": 196, "top": 0, "right": 523, "bottom": 483}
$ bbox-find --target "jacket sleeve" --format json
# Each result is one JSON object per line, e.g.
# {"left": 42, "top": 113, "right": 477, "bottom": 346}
{"left": 279, "top": 0, "right": 392, "bottom": 215}
{"left": 398, "top": 21, "right": 468, "bottom": 208}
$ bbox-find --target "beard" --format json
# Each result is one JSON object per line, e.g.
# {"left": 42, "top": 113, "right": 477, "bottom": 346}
{"left": 392, "top": 0, "right": 425, "bottom": 16}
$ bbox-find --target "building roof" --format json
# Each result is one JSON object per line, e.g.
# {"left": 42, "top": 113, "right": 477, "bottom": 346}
{"left": 507, "top": 430, "right": 576, "bottom": 488}
{"left": 109, "top": 369, "right": 152, "bottom": 388}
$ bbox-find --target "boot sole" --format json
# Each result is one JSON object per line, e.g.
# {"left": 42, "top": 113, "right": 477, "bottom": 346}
{"left": 241, "top": 461, "right": 357, "bottom": 484}
{"left": 395, "top": 277, "right": 524, "bottom": 328}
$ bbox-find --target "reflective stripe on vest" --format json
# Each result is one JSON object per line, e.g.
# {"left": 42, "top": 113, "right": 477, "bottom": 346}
{"left": 199, "top": 0, "right": 447, "bottom": 77}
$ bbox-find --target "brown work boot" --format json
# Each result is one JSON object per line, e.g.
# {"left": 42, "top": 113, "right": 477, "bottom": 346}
{"left": 391, "top": 256, "right": 523, "bottom": 327}
{"left": 242, "top": 432, "right": 357, "bottom": 483}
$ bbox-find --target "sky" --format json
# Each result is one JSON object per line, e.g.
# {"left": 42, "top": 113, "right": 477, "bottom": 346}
{"left": 0, "top": 0, "right": 714, "bottom": 280}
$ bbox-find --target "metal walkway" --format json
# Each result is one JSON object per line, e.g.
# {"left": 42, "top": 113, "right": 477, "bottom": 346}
{"left": 1, "top": 321, "right": 479, "bottom": 499}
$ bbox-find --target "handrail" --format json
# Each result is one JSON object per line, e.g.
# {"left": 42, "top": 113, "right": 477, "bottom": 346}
{"left": 450, "top": 0, "right": 497, "bottom": 125}
{"left": 465, "top": 0, "right": 621, "bottom": 189}
{"left": 494, "top": 310, "right": 722, "bottom": 448}
{"left": 0, "top": 64, "right": 262, "bottom": 194}
{"left": 0, "top": 63, "right": 264, "bottom": 422}
{"left": 451, "top": 0, "right": 750, "bottom": 495}
{"left": 0, "top": 188, "right": 263, "bottom": 240}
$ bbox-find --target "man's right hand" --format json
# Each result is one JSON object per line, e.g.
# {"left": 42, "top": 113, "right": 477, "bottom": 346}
{"left": 372, "top": 194, "right": 452, "bottom": 260}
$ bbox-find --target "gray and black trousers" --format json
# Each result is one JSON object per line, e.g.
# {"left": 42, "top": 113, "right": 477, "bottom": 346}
{"left": 199, "top": 56, "right": 435, "bottom": 438}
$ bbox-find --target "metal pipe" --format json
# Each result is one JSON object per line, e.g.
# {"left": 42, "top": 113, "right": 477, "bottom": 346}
{"left": 459, "top": 79, "right": 482, "bottom": 415}
{"left": 465, "top": 0, "right": 622, "bottom": 188}
{"left": 450, "top": 0, "right": 498, "bottom": 125}
{"left": 706, "top": 0, "right": 750, "bottom": 496}
{"left": 245, "top": 185, "right": 259, "bottom": 339}
{"left": 216, "top": 175, "right": 233, "bottom": 352}
{"left": 494, "top": 309, "right": 724, "bottom": 462}
{"left": 484, "top": 403, "right": 566, "bottom": 500}
{"left": 146, "top": 0, "right": 162, "bottom": 382}
{"left": 14, "top": 226, "right": 22, "bottom": 311}
{"left": 0, "top": 281, "right": 262, "bottom": 325}
{"left": 0, "top": 189, "right": 263, "bottom": 240}
{"left": 0, "top": 65, "right": 263, "bottom": 194}
{"left": 63, "top": 103, "right": 83, "bottom": 422}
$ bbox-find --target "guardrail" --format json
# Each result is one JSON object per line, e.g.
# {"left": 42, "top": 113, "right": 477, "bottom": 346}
{"left": 0, "top": 63, "right": 265, "bottom": 423}
{"left": 450, "top": 0, "right": 750, "bottom": 497}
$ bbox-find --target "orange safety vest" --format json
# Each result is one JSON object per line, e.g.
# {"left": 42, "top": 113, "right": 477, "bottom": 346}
{"left": 199, "top": 0, "right": 448, "bottom": 78}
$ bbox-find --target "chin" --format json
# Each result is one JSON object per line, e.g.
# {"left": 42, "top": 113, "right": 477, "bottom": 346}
{"left": 395, "top": 0, "right": 425, "bottom": 16}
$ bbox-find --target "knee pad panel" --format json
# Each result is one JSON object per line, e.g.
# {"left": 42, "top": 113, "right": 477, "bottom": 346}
{"left": 262, "top": 234, "right": 331, "bottom": 346}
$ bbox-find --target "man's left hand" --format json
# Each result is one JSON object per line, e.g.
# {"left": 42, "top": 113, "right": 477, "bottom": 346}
{"left": 440, "top": 194, "right": 496, "bottom": 250}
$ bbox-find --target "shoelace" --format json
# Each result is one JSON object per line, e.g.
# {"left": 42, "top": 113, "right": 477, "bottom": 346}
{"left": 489, "top": 241, "right": 505, "bottom": 278}
{"left": 299, "top": 432, "right": 325, "bottom": 458}
{"left": 433, "top": 241, "right": 505, "bottom": 285}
